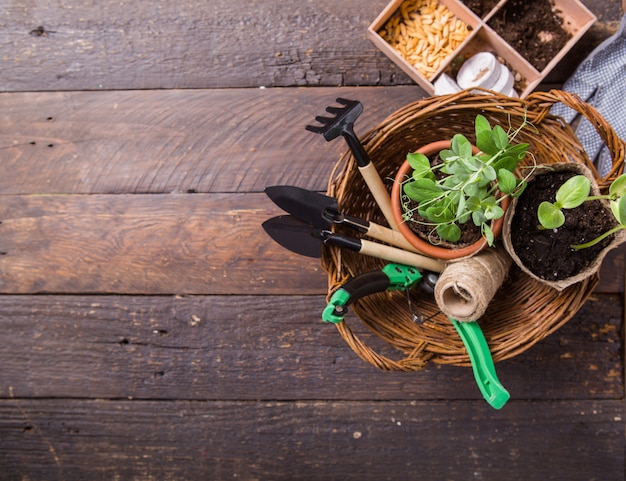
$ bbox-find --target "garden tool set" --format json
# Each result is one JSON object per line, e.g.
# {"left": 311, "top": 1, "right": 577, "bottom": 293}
{"left": 262, "top": 98, "right": 513, "bottom": 409}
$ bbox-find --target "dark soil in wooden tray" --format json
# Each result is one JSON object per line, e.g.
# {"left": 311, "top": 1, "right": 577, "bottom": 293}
{"left": 463, "top": 0, "right": 500, "bottom": 19}
{"left": 508, "top": 169, "right": 617, "bottom": 282}
{"left": 487, "top": 0, "right": 572, "bottom": 71}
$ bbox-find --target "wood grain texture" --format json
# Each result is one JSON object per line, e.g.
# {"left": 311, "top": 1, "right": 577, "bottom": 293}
{"left": 0, "top": 1, "right": 624, "bottom": 478}
{"left": 0, "top": 399, "right": 622, "bottom": 481}
{"left": 0, "top": 0, "right": 619, "bottom": 92}
{"left": 0, "top": 0, "right": 400, "bottom": 91}
{"left": 0, "top": 193, "right": 328, "bottom": 295}
{"left": 0, "top": 87, "right": 426, "bottom": 194}
{"left": 0, "top": 294, "right": 622, "bottom": 401}
{"left": 0, "top": 191, "right": 622, "bottom": 295}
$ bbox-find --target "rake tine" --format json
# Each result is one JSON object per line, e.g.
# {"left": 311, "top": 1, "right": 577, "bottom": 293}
{"left": 304, "top": 123, "right": 325, "bottom": 134}
{"left": 305, "top": 115, "right": 335, "bottom": 134}
{"left": 305, "top": 99, "right": 363, "bottom": 142}
{"left": 314, "top": 115, "right": 335, "bottom": 125}
{"left": 325, "top": 106, "right": 346, "bottom": 115}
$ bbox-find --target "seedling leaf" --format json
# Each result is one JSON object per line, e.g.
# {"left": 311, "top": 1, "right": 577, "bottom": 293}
{"left": 404, "top": 178, "right": 441, "bottom": 202}
{"left": 492, "top": 125, "right": 509, "bottom": 150}
{"left": 555, "top": 175, "right": 590, "bottom": 209}
{"left": 437, "top": 223, "right": 461, "bottom": 242}
{"left": 451, "top": 134, "right": 473, "bottom": 159}
{"left": 613, "top": 195, "right": 626, "bottom": 225}
{"left": 538, "top": 201, "right": 565, "bottom": 229}
{"left": 497, "top": 169, "right": 517, "bottom": 194}
{"left": 482, "top": 224, "right": 494, "bottom": 246}
{"left": 407, "top": 152, "right": 430, "bottom": 173}
{"left": 609, "top": 173, "right": 626, "bottom": 198}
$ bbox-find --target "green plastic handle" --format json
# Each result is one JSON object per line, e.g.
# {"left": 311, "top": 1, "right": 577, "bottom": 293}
{"left": 449, "top": 317, "right": 510, "bottom": 410}
{"left": 322, "top": 264, "right": 422, "bottom": 324}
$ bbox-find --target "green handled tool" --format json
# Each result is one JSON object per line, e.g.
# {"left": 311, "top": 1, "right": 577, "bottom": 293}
{"left": 449, "top": 318, "right": 510, "bottom": 410}
{"left": 323, "top": 264, "right": 423, "bottom": 323}
{"left": 322, "top": 263, "right": 510, "bottom": 410}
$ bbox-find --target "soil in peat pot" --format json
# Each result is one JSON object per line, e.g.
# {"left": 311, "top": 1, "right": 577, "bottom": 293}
{"left": 462, "top": 0, "right": 500, "bottom": 18}
{"left": 487, "top": 0, "right": 572, "bottom": 71}
{"left": 509, "top": 170, "right": 618, "bottom": 282}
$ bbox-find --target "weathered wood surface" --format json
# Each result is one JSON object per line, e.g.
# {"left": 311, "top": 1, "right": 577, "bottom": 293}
{"left": 0, "top": 399, "right": 622, "bottom": 481}
{"left": 0, "top": 0, "right": 624, "bottom": 480}
{"left": 0, "top": 88, "right": 622, "bottom": 295}
{"left": 0, "top": 294, "right": 621, "bottom": 401}
{"left": 0, "top": 0, "right": 621, "bottom": 92}
{"left": 0, "top": 87, "right": 624, "bottom": 481}
{"left": 0, "top": 87, "right": 426, "bottom": 194}
{"left": 0, "top": 192, "right": 328, "bottom": 295}
{"left": 0, "top": 190, "right": 622, "bottom": 295}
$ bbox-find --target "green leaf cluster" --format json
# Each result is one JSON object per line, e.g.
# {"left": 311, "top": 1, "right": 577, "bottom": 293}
{"left": 401, "top": 114, "right": 530, "bottom": 245}
{"left": 537, "top": 172, "right": 626, "bottom": 249}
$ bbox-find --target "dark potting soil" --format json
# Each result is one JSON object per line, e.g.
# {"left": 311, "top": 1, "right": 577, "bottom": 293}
{"left": 462, "top": 0, "right": 500, "bottom": 19}
{"left": 405, "top": 198, "right": 482, "bottom": 248}
{"left": 509, "top": 170, "right": 618, "bottom": 282}
{"left": 487, "top": 0, "right": 572, "bottom": 71}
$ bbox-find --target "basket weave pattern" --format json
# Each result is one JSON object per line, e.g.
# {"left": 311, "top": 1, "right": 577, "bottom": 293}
{"left": 323, "top": 89, "right": 625, "bottom": 371}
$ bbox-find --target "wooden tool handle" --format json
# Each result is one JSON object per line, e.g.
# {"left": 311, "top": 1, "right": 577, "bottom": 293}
{"left": 358, "top": 163, "right": 399, "bottom": 231}
{"left": 360, "top": 239, "right": 445, "bottom": 273}
{"left": 366, "top": 221, "right": 422, "bottom": 253}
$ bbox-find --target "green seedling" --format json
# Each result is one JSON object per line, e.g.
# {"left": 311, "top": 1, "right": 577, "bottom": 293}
{"left": 401, "top": 114, "right": 532, "bottom": 246}
{"left": 537, "top": 173, "right": 626, "bottom": 250}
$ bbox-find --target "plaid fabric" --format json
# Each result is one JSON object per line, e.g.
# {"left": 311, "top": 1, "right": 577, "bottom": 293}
{"left": 550, "top": 14, "right": 626, "bottom": 177}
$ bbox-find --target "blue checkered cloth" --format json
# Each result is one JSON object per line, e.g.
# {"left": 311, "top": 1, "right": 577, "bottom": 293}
{"left": 550, "top": 14, "right": 626, "bottom": 177}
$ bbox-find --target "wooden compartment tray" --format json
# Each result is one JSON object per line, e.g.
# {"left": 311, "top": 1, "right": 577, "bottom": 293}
{"left": 368, "top": 0, "right": 596, "bottom": 97}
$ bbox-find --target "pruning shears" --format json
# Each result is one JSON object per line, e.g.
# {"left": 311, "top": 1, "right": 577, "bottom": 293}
{"left": 323, "top": 264, "right": 424, "bottom": 323}
{"left": 323, "top": 263, "right": 510, "bottom": 410}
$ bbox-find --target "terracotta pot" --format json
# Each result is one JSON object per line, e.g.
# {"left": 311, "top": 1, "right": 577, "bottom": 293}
{"left": 391, "top": 140, "right": 509, "bottom": 261}
{"left": 502, "top": 162, "right": 626, "bottom": 291}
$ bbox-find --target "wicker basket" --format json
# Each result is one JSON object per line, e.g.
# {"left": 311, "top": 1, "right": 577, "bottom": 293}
{"left": 322, "top": 89, "right": 625, "bottom": 370}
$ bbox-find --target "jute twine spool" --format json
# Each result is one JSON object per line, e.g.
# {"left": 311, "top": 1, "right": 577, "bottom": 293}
{"left": 434, "top": 246, "right": 512, "bottom": 323}
{"left": 322, "top": 89, "right": 625, "bottom": 370}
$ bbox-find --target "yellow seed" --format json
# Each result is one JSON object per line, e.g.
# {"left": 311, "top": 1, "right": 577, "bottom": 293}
{"left": 424, "top": 23, "right": 439, "bottom": 36}
{"left": 381, "top": 0, "right": 472, "bottom": 77}
{"left": 411, "top": 19, "right": 426, "bottom": 35}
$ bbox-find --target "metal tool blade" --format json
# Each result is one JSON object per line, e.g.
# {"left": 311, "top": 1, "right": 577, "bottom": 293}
{"left": 262, "top": 215, "right": 324, "bottom": 258}
{"left": 265, "top": 185, "right": 337, "bottom": 230}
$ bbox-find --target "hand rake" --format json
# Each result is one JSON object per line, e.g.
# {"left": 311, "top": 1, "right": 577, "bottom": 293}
{"left": 306, "top": 98, "right": 399, "bottom": 230}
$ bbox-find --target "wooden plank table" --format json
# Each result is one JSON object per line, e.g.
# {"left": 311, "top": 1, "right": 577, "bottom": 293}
{"left": 0, "top": 1, "right": 624, "bottom": 480}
